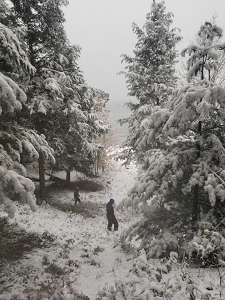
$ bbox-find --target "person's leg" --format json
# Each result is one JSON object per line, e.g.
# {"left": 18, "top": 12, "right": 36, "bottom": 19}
{"left": 75, "top": 199, "right": 77, "bottom": 205}
{"left": 113, "top": 218, "right": 119, "bottom": 231}
{"left": 107, "top": 219, "right": 112, "bottom": 231}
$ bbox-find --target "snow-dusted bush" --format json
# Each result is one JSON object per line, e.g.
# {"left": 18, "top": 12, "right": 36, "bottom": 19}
{"left": 124, "top": 212, "right": 225, "bottom": 269}
{"left": 98, "top": 250, "right": 225, "bottom": 299}
{"left": 10, "top": 281, "right": 91, "bottom": 300}
{"left": 121, "top": 202, "right": 194, "bottom": 261}
{"left": 187, "top": 221, "right": 225, "bottom": 267}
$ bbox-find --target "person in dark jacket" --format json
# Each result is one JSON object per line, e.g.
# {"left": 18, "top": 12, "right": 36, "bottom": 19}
{"left": 106, "top": 198, "right": 118, "bottom": 231}
{"left": 74, "top": 187, "right": 81, "bottom": 205}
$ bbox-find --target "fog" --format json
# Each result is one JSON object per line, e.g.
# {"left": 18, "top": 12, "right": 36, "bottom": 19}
{"left": 63, "top": 0, "right": 225, "bottom": 124}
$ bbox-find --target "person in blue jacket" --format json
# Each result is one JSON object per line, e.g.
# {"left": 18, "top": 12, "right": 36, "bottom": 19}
{"left": 106, "top": 198, "right": 118, "bottom": 231}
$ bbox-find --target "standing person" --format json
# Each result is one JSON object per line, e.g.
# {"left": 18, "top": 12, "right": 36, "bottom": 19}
{"left": 74, "top": 187, "right": 81, "bottom": 205}
{"left": 106, "top": 198, "right": 118, "bottom": 231}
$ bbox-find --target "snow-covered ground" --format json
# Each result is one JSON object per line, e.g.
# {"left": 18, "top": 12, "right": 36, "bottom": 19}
{"left": 2, "top": 154, "right": 224, "bottom": 299}
{"left": 0, "top": 156, "right": 139, "bottom": 300}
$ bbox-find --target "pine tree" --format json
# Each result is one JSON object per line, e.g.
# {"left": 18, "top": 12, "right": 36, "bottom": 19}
{"left": 123, "top": 22, "right": 225, "bottom": 253}
{"left": 120, "top": 1, "right": 181, "bottom": 163}
{"left": 11, "top": 0, "right": 109, "bottom": 189}
{"left": 10, "top": 0, "right": 71, "bottom": 198}
{"left": 0, "top": 16, "right": 54, "bottom": 217}
{"left": 46, "top": 43, "right": 110, "bottom": 180}
{"left": 122, "top": 1, "right": 180, "bottom": 106}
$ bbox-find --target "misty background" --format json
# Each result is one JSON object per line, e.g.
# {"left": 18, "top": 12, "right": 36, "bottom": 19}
{"left": 63, "top": 0, "right": 225, "bottom": 128}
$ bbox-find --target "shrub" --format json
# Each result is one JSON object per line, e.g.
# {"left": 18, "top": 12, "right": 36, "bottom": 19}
{"left": 44, "top": 263, "right": 64, "bottom": 276}
{"left": 93, "top": 246, "right": 104, "bottom": 255}
{"left": 187, "top": 222, "right": 225, "bottom": 267}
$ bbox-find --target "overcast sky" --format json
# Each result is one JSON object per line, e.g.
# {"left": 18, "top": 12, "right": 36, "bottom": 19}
{"left": 63, "top": 0, "right": 225, "bottom": 122}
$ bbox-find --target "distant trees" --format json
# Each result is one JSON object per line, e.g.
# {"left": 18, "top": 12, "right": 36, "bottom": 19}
{"left": 51, "top": 85, "right": 110, "bottom": 180}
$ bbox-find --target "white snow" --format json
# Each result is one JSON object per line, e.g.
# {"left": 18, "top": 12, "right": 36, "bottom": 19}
{"left": 1, "top": 153, "right": 225, "bottom": 299}
{"left": 0, "top": 153, "right": 138, "bottom": 300}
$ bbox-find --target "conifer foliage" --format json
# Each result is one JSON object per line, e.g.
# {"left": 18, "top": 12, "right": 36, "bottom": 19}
{"left": 0, "top": 0, "right": 109, "bottom": 217}
{"left": 0, "top": 15, "right": 53, "bottom": 217}
{"left": 123, "top": 22, "right": 225, "bottom": 258}
{"left": 120, "top": 1, "right": 181, "bottom": 162}
{"left": 122, "top": 1, "right": 180, "bottom": 106}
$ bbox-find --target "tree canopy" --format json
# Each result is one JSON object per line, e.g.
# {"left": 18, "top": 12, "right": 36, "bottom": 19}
{"left": 120, "top": 1, "right": 181, "bottom": 164}
{"left": 0, "top": 0, "right": 109, "bottom": 217}
{"left": 121, "top": 20, "right": 225, "bottom": 259}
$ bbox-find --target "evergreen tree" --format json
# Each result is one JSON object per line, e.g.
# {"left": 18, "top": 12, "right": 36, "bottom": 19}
{"left": 120, "top": 1, "right": 181, "bottom": 163}
{"left": 122, "top": 22, "right": 225, "bottom": 255}
{"left": 46, "top": 43, "right": 110, "bottom": 180}
{"left": 122, "top": 1, "right": 180, "bottom": 106}
{"left": 10, "top": 0, "right": 109, "bottom": 190}
{"left": 51, "top": 85, "right": 110, "bottom": 180}
{"left": 7, "top": 0, "right": 69, "bottom": 198}
{"left": 0, "top": 17, "right": 54, "bottom": 217}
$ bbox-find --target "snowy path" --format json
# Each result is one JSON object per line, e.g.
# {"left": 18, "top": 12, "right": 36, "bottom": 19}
{"left": 1, "top": 159, "right": 138, "bottom": 300}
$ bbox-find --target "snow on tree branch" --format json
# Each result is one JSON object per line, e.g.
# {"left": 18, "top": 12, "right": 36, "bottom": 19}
{"left": 0, "top": 23, "right": 35, "bottom": 76}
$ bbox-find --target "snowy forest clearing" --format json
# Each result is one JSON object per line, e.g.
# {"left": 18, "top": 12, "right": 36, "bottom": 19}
{"left": 0, "top": 157, "right": 139, "bottom": 299}
{"left": 1, "top": 156, "right": 225, "bottom": 300}
{"left": 3, "top": 0, "right": 225, "bottom": 299}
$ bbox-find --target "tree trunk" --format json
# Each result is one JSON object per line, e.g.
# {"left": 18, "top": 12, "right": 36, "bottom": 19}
{"left": 20, "top": 152, "right": 24, "bottom": 165}
{"left": 39, "top": 151, "right": 45, "bottom": 199}
{"left": 192, "top": 184, "right": 199, "bottom": 225}
{"left": 192, "top": 59, "right": 205, "bottom": 226}
{"left": 192, "top": 121, "right": 202, "bottom": 226}
{"left": 94, "top": 159, "right": 97, "bottom": 175}
{"left": 97, "top": 157, "right": 99, "bottom": 174}
{"left": 66, "top": 170, "right": 71, "bottom": 183}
